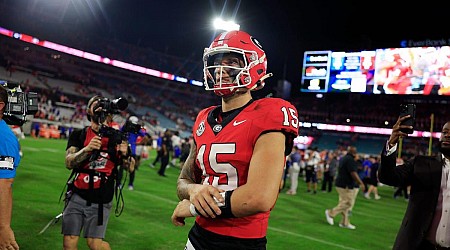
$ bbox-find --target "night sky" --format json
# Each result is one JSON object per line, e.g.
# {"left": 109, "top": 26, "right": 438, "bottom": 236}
{"left": 0, "top": 0, "right": 448, "bottom": 97}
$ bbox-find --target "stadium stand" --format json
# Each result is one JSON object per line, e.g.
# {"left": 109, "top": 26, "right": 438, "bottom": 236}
{"left": 0, "top": 3, "right": 446, "bottom": 157}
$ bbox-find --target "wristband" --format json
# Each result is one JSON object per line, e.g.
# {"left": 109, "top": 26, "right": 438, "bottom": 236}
{"left": 189, "top": 203, "right": 200, "bottom": 217}
{"left": 216, "top": 190, "right": 236, "bottom": 218}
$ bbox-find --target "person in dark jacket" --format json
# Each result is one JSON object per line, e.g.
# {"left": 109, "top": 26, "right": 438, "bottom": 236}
{"left": 378, "top": 115, "right": 450, "bottom": 250}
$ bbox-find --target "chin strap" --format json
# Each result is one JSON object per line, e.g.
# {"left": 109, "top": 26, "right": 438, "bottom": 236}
{"left": 251, "top": 73, "right": 273, "bottom": 91}
{"left": 260, "top": 72, "right": 273, "bottom": 82}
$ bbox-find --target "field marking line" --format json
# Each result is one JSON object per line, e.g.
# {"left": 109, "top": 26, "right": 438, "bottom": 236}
{"left": 133, "top": 190, "right": 179, "bottom": 205}
{"left": 268, "top": 227, "right": 360, "bottom": 250}
{"left": 22, "top": 146, "right": 61, "bottom": 153}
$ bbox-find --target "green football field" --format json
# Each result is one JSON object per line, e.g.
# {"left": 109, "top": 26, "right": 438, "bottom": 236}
{"left": 12, "top": 137, "right": 407, "bottom": 249}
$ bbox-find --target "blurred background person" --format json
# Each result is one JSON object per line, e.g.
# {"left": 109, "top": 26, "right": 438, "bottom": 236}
{"left": 304, "top": 146, "right": 320, "bottom": 194}
{"left": 149, "top": 131, "right": 163, "bottom": 168}
{"left": 157, "top": 129, "right": 172, "bottom": 177}
{"left": 364, "top": 156, "right": 381, "bottom": 200}
{"left": 121, "top": 116, "right": 146, "bottom": 191}
{"left": 170, "top": 130, "right": 182, "bottom": 169}
{"left": 286, "top": 146, "right": 302, "bottom": 195}
{"left": 322, "top": 151, "right": 338, "bottom": 193}
{"left": 178, "top": 137, "right": 191, "bottom": 169}
{"left": 325, "top": 146, "right": 365, "bottom": 230}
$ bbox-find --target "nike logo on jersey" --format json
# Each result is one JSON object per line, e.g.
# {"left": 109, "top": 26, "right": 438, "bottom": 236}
{"left": 233, "top": 120, "right": 247, "bottom": 126}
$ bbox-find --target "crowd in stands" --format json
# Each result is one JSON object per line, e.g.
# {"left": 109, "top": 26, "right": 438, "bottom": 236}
{"left": 0, "top": 34, "right": 217, "bottom": 139}
{"left": 0, "top": 37, "right": 443, "bottom": 157}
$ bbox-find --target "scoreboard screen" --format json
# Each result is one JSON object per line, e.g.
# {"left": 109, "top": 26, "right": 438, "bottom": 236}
{"left": 301, "top": 46, "right": 450, "bottom": 95}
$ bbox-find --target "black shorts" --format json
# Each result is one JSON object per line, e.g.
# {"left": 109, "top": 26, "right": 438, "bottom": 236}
{"left": 305, "top": 169, "right": 317, "bottom": 183}
{"left": 369, "top": 177, "right": 379, "bottom": 186}
{"left": 186, "top": 222, "right": 267, "bottom": 250}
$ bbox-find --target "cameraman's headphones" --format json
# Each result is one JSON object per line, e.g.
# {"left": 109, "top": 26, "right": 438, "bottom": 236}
{"left": 86, "top": 95, "right": 102, "bottom": 122}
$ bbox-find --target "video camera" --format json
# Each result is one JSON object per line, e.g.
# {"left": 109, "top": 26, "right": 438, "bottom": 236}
{"left": 94, "top": 97, "right": 128, "bottom": 115}
{"left": 89, "top": 117, "right": 143, "bottom": 162}
{"left": 90, "top": 96, "right": 128, "bottom": 125}
{"left": 122, "top": 119, "right": 142, "bottom": 135}
{"left": 99, "top": 125, "right": 128, "bottom": 145}
{"left": 96, "top": 116, "right": 141, "bottom": 145}
{"left": 89, "top": 124, "right": 129, "bottom": 162}
{"left": 1, "top": 81, "right": 38, "bottom": 126}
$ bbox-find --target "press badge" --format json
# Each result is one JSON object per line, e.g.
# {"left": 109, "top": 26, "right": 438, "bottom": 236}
{"left": 0, "top": 155, "right": 14, "bottom": 170}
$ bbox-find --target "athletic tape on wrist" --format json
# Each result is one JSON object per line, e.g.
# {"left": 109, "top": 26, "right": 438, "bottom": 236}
{"left": 189, "top": 203, "right": 200, "bottom": 217}
{"left": 214, "top": 192, "right": 225, "bottom": 206}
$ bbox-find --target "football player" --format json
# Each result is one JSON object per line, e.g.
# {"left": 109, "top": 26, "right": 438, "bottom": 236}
{"left": 171, "top": 30, "right": 299, "bottom": 249}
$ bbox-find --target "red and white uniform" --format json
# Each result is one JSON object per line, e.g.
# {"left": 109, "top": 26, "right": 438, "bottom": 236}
{"left": 192, "top": 97, "right": 299, "bottom": 238}
{"left": 74, "top": 128, "right": 117, "bottom": 190}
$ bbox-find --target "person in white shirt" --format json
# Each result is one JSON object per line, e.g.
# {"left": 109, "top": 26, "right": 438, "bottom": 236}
{"left": 170, "top": 131, "right": 182, "bottom": 168}
{"left": 378, "top": 115, "right": 450, "bottom": 250}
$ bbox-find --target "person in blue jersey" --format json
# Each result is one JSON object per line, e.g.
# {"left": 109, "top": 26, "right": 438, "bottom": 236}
{"left": 0, "top": 85, "right": 21, "bottom": 250}
{"left": 150, "top": 131, "right": 163, "bottom": 168}
{"left": 122, "top": 116, "right": 146, "bottom": 190}
{"left": 286, "top": 146, "right": 302, "bottom": 195}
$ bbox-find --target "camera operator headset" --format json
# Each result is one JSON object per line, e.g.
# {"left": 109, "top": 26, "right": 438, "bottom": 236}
{"left": 62, "top": 95, "right": 135, "bottom": 250}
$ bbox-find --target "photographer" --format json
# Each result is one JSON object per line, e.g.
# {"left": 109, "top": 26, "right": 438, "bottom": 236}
{"left": 62, "top": 95, "right": 135, "bottom": 250}
{"left": 0, "top": 85, "right": 20, "bottom": 250}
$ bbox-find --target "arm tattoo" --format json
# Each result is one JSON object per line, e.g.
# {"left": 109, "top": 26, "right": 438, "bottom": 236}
{"left": 177, "top": 142, "right": 200, "bottom": 200}
{"left": 65, "top": 146, "right": 90, "bottom": 169}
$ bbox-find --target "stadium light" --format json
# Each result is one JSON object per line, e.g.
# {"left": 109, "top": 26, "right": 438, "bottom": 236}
{"left": 213, "top": 18, "right": 240, "bottom": 31}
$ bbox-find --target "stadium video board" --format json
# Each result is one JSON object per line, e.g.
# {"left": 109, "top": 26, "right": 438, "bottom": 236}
{"left": 301, "top": 46, "right": 450, "bottom": 95}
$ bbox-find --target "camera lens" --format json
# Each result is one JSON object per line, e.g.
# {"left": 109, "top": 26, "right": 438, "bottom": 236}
{"left": 112, "top": 98, "right": 128, "bottom": 111}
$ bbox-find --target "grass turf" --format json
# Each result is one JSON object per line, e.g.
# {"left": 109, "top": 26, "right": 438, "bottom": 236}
{"left": 12, "top": 137, "right": 407, "bottom": 249}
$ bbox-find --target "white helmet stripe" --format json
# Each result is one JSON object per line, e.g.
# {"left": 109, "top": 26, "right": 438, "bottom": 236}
{"left": 216, "top": 31, "right": 230, "bottom": 45}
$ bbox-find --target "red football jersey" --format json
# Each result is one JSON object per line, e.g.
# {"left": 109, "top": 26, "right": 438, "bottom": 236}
{"left": 192, "top": 97, "right": 299, "bottom": 238}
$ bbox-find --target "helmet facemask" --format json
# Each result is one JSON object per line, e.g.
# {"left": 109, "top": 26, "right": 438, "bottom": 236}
{"left": 204, "top": 49, "right": 257, "bottom": 97}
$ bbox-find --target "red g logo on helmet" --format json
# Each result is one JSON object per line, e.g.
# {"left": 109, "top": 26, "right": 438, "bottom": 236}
{"left": 203, "top": 30, "right": 272, "bottom": 97}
